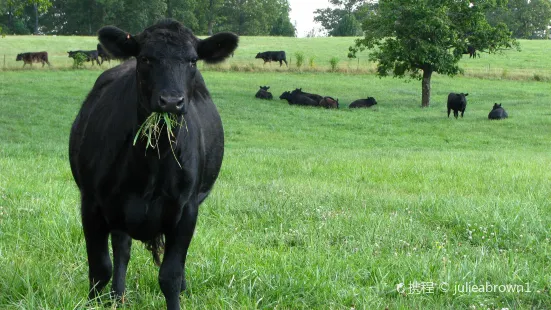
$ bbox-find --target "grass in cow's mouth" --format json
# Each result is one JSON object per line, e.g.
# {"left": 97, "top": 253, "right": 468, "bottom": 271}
{"left": 133, "top": 112, "right": 185, "bottom": 167}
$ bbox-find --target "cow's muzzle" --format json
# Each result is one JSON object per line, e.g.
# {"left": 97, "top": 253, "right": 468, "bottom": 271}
{"left": 158, "top": 95, "right": 186, "bottom": 114}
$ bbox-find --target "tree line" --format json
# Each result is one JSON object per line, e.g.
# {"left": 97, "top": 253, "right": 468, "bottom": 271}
{"left": 0, "top": 0, "right": 296, "bottom": 36}
{"left": 315, "top": 0, "right": 551, "bottom": 39}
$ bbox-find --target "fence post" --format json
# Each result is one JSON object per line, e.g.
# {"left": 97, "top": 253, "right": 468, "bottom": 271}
{"left": 3, "top": 55, "right": 5, "bottom": 69}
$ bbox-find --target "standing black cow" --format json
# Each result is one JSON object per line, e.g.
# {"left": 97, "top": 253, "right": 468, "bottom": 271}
{"left": 255, "top": 51, "right": 288, "bottom": 67}
{"left": 16, "top": 51, "right": 50, "bottom": 67}
{"left": 349, "top": 97, "right": 377, "bottom": 108}
{"left": 447, "top": 92, "right": 469, "bottom": 118}
{"left": 68, "top": 50, "right": 100, "bottom": 65}
{"left": 97, "top": 43, "right": 113, "bottom": 65}
{"left": 69, "top": 19, "right": 238, "bottom": 310}
{"left": 255, "top": 86, "right": 273, "bottom": 100}
{"left": 488, "top": 103, "right": 508, "bottom": 120}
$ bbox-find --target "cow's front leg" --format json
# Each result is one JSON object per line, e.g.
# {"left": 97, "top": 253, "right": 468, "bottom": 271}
{"left": 82, "top": 198, "right": 112, "bottom": 301}
{"left": 159, "top": 203, "right": 198, "bottom": 310}
{"left": 111, "top": 230, "right": 132, "bottom": 302}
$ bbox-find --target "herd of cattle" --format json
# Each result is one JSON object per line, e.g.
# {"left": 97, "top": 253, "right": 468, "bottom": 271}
{"left": 15, "top": 44, "right": 113, "bottom": 67}
{"left": 256, "top": 86, "right": 508, "bottom": 119}
{"left": 255, "top": 85, "right": 376, "bottom": 109}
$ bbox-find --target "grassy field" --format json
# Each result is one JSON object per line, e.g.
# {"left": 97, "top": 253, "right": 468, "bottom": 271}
{"left": 2, "top": 35, "right": 551, "bottom": 80}
{"left": 1, "top": 36, "right": 551, "bottom": 309}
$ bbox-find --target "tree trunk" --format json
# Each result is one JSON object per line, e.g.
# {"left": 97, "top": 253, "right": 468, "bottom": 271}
{"left": 8, "top": 4, "right": 13, "bottom": 31}
{"left": 421, "top": 68, "right": 433, "bottom": 107}
{"left": 34, "top": 3, "right": 39, "bottom": 34}
{"left": 208, "top": 20, "right": 213, "bottom": 35}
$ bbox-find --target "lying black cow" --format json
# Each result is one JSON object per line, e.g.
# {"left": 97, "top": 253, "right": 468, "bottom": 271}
{"left": 97, "top": 44, "right": 113, "bottom": 65}
{"left": 349, "top": 97, "right": 377, "bottom": 108}
{"left": 279, "top": 91, "right": 317, "bottom": 106}
{"left": 69, "top": 19, "right": 238, "bottom": 310}
{"left": 447, "top": 92, "right": 469, "bottom": 118}
{"left": 291, "top": 88, "right": 323, "bottom": 104}
{"left": 68, "top": 50, "right": 100, "bottom": 66}
{"left": 255, "top": 86, "right": 273, "bottom": 100}
{"left": 16, "top": 51, "right": 50, "bottom": 67}
{"left": 488, "top": 103, "right": 508, "bottom": 120}
{"left": 255, "top": 51, "right": 287, "bottom": 67}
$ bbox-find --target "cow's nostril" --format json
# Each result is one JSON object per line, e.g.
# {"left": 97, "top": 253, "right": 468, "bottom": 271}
{"left": 159, "top": 96, "right": 168, "bottom": 107}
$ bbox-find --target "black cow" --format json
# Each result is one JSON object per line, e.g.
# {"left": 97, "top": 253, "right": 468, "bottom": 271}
{"left": 255, "top": 86, "right": 273, "bottom": 100}
{"left": 279, "top": 91, "right": 317, "bottom": 106}
{"left": 69, "top": 19, "right": 238, "bottom": 310}
{"left": 291, "top": 88, "right": 323, "bottom": 104}
{"left": 68, "top": 50, "right": 100, "bottom": 66}
{"left": 462, "top": 45, "right": 477, "bottom": 58}
{"left": 255, "top": 51, "right": 287, "bottom": 67}
{"left": 97, "top": 44, "right": 113, "bottom": 65}
{"left": 488, "top": 103, "right": 508, "bottom": 120}
{"left": 447, "top": 92, "right": 469, "bottom": 118}
{"left": 16, "top": 51, "right": 50, "bottom": 67}
{"left": 319, "top": 96, "right": 339, "bottom": 109}
{"left": 349, "top": 97, "right": 377, "bottom": 108}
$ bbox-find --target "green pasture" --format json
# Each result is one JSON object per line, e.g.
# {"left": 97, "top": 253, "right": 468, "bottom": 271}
{"left": 2, "top": 35, "right": 551, "bottom": 80}
{"left": 0, "top": 36, "right": 551, "bottom": 309}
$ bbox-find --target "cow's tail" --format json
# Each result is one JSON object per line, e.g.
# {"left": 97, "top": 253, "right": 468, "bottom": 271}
{"left": 144, "top": 235, "right": 165, "bottom": 266}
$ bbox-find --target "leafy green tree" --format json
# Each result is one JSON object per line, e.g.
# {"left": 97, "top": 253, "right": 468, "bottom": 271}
{"left": 270, "top": 0, "right": 295, "bottom": 36}
{"left": 0, "top": 0, "right": 51, "bottom": 33}
{"left": 314, "top": 0, "right": 375, "bottom": 36}
{"left": 486, "top": 0, "right": 551, "bottom": 39}
{"left": 349, "top": 0, "right": 519, "bottom": 107}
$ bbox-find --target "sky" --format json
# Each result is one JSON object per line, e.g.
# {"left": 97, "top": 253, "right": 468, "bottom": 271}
{"left": 288, "top": 0, "right": 333, "bottom": 37}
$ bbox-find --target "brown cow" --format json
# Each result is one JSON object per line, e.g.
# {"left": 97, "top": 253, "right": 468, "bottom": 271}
{"left": 319, "top": 96, "right": 339, "bottom": 109}
{"left": 16, "top": 52, "right": 51, "bottom": 67}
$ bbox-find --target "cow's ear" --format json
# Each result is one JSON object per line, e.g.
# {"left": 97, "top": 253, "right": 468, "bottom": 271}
{"left": 98, "top": 26, "right": 140, "bottom": 58}
{"left": 197, "top": 32, "right": 238, "bottom": 64}
{"left": 464, "top": 93, "right": 469, "bottom": 97}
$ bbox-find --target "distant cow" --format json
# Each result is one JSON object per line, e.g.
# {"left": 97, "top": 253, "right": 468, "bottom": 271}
{"left": 255, "top": 86, "right": 273, "bottom": 100}
{"left": 349, "top": 97, "right": 377, "bottom": 108}
{"left": 69, "top": 19, "right": 238, "bottom": 310}
{"left": 96, "top": 44, "right": 113, "bottom": 65}
{"left": 447, "top": 92, "right": 469, "bottom": 118}
{"left": 319, "top": 96, "right": 339, "bottom": 109}
{"left": 291, "top": 88, "right": 323, "bottom": 104}
{"left": 463, "top": 45, "right": 477, "bottom": 58}
{"left": 68, "top": 50, "right": 100, "bottom": 66}
{"left": 15, "top": 51, "right": 50, "bottom": 67}
{"left": 255, "top": 51, "right": 287, "bottom": 67}
{"left": 279, "top": 91, "right": 317, "bottom": 106}
{"left": 488, "top": 103, "right": 508, "bottom": 120}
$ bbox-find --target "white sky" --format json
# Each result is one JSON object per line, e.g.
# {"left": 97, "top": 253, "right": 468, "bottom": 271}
{"left": 288, "top": 0, "right": 333, "bottom": 37}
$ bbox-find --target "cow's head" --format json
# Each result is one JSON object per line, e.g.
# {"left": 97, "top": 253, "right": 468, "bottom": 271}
{"left": 259, "top": 86, "right": 270, "bottom": 91}
{"left": 255, "top": 53, "right": 262, "bottom": 59}
{"left": 98, "top": 19, "right": 238, "bottom": 115}
{"left": 279, "top": 91, "right": 291, "bottom": 100}
{"left": 16, "top": 54, "right": 22, "bottom": 61}
{"left": 492, "top": 103, "right": 502, "bottom": 110}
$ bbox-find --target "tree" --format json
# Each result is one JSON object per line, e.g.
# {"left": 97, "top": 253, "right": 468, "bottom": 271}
{"left": 349, "top": 0, "right": 519, "bottom": 107}
{"left": 0, "top": 0, "right": 51, "bottom": 34}
{"left": 486, "top": 0, "right": 551, "bottom": 39}
{"left": 270, "top": 0, "right": 295, "bottom": 36}
{"left": 314, "top": 0, "right": 376, "bottom": 36}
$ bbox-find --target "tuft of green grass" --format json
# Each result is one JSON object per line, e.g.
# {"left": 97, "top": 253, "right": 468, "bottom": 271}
{"left": 133, "top": 112, "right": 185, "bottom": 166}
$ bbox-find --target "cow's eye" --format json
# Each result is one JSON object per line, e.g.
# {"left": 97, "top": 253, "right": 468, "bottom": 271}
{"left": 189, "top": 58, "right": 197, "bottom": 67}
{"left": 140, "top": 56, "right": 150, "bottom": 64}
